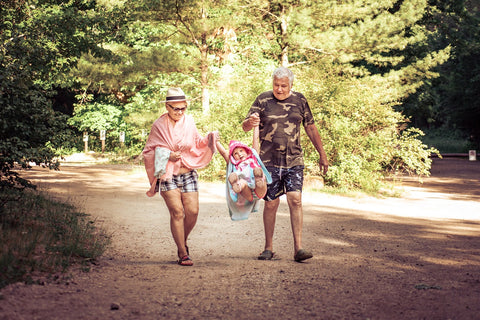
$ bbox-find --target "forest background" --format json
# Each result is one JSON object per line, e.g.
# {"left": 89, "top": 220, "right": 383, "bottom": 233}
{"left": 2, "top": 0, "right": 480, "bottom": 193}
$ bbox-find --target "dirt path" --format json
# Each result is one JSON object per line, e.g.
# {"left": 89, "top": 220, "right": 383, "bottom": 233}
{"left": 1, "top": 157, "right": 479, "bottom": 319}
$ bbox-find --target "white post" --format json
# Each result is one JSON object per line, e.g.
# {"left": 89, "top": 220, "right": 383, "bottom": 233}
{"left": 468, "top": 150, "right": 477, "bottom": 161}
{"left": 100, "top": 130, "right": 106, "bottom": 153}
{"left": 119, "top": 131, "right": 125, "bottom": 147}
{"left": 83, "top": 133, "right": 89, "bottom": 153}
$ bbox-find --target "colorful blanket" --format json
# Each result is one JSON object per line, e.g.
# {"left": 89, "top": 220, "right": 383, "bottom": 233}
{"left": 226, "top": 147, "right": 272, "bottom": 221}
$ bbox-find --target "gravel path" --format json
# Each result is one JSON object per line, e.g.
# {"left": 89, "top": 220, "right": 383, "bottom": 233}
{"left": 1, "top": 157, "right": 479, "bottom": 319}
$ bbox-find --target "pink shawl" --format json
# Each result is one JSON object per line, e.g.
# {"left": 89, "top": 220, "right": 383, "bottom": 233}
{"left": 143, "top": 113, "right": 217, "bottom": 196}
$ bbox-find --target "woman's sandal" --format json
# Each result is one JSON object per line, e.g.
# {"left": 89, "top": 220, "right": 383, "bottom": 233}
{"left": 178, "top": 255, "right": 193, "bottom": 266}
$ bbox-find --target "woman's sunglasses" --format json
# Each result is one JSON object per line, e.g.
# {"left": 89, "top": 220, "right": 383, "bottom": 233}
{"left": 167, "top": 104, "right": 187, "bottom": 112}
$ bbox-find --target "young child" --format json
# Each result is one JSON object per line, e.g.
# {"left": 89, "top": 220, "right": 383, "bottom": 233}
{"left": 216, "top": 140, "right": 267, "bottom": 201}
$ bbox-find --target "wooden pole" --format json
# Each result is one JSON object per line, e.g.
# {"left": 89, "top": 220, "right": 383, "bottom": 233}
{"left": 83, "top": 132, "right": 88, "bottom": 153}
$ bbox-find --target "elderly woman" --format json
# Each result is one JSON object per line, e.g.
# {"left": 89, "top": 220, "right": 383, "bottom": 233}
{"left": 143, "top": 87, "right": 217, "bottom": 266}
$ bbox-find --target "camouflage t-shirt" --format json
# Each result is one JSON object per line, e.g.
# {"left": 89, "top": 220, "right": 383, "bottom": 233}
{"left": 245, "top": 90, "right": 315, "bottom": 169}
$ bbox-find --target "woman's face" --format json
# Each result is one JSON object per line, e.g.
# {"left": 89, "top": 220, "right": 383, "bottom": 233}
{"left": 232, "top": 147, "right": 248, "bottom": 161}
{"left": 166, "top": 101, "right": 187, "bottom": 122}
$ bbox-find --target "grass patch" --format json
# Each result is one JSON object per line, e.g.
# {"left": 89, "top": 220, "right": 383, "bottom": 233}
{"left": 0, "top": 187, "right": 110, "bottom": 289}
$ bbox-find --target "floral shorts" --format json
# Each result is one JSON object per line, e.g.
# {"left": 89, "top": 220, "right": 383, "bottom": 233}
{"left": 264, "top": 166, "right": 304, "bottom": 201}
{"left": 160, "top": 170, "right": 199, "bottom": 192}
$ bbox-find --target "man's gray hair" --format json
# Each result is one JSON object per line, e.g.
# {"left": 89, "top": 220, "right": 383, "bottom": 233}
{"left": 272, "top": 67, "right": 294, "bottom": 86}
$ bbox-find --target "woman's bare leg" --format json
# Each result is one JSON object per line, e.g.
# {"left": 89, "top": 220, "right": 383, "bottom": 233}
{"left": 181, "top": 191, "right": 199, "bottom": 245}
{"left": 161, "top": 189, "right": 189, "bottom": 258}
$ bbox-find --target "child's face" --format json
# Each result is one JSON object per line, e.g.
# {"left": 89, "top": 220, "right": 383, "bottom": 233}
{"left": 232, "top": 147, "right": 248, "bottom": 161}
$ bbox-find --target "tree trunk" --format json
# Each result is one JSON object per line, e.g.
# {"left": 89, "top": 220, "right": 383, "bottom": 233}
{"left": 280, "top": 9, "right": 289, "bottom": 66}
{"left": 200, "top": 31, "right": 209, "bottom": 114}
{"left": 200, "top": 1, "right": 210, "bottom": 114}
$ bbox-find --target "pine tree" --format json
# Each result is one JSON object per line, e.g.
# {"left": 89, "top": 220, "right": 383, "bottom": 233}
{"left": 0, "top": 0, "right": 113, "bottom": 189}
{"left": 232, "top": 0, "right": 448, "bottom": 189}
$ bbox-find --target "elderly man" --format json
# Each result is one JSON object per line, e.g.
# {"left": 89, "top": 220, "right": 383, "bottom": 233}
{"left": 242, "top": 67, "right": 329, "bottom": 262}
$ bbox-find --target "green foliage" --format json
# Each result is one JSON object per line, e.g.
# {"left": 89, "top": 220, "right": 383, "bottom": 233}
{"left": 0, "top": 0, "right": 117, "bottom": 189}
{"left": 68, "top": 97, "right": 124, "bottom": 132}
{"left": 0, "top": 188, "right": 110, "bottom": 289}
{"left": 438, "top": 1, "right": 480, "bottom": 148}
{"left": 295, "top": 62, "right": 439, "bottom": 191}
{"left": 67, "top": 95, "right": 133, "bottom": 152}
{"left": 382, "top": 127, "right": 439, "bottom": 177}
{"left": 401, "top": 0, "right": 480, "bottom": 149}
{"left": 5, "top": 0, "right": 473, "bottom": 194}
{"left": 0, "top": 80, "right": 61, "bottom": 189}
{"left": 72, "top": 37, "right": 194, "bottom": 95}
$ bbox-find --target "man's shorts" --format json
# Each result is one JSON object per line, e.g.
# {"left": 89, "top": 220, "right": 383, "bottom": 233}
{"left": 264, "top": 166, "right": 304, "bottom": 201}
{"left": 159, "top": 170, "right": 199, "bottom": 193}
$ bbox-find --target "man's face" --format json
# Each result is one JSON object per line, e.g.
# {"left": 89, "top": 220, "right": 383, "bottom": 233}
{"left": 272, "top": 77, "right": 292, "bottom": 101}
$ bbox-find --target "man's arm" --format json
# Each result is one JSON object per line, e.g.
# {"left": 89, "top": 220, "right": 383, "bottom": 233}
{"left": 242, "top": 113, "right": 260, "bottom": 132}
{"left": 304, "top": 123, "right": 329, "bottom": 175}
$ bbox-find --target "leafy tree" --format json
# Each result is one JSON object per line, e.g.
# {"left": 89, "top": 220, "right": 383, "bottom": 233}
{"left": 229, "top": 0, "right": 448, "bottom": 190}
{"left": 294, "top": 62, "right": 438, "bottom": 191}
{"left": 402, "top": 0, "right": 480, "bottom": 150}
{"left": 37, "top": 0, "right": 457, "bottom": 192}
{"left": 71, "top": 0, "right": 240, "bottom": 140}
{"left": 0, "top": 0, "right": 115, "bottom": 190}
{"left": 67, "top": 94, "right": 125, "bottom": 149}
{"left": 71, "top": 21, "right": 191, "bottom": 100}
{"left": 239, "top": 0, "right": 308, "bottom": 66}
{"left": 132, "top": 0, "right": 240, "bottom": 113}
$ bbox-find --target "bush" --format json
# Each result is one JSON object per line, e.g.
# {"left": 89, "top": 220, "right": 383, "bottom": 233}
{"left": 0, "top": 187, "right": 110, "bottom": 289}
{"left": 384, "top": 128, "right": 439, "bottom": 176}
{"left": 296, "top": 62, "right": 439, "bottom": 192}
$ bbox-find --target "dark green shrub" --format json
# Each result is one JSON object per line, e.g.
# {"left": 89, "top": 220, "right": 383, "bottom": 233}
{"left": 0, "top": 188, "right": 110, "bottom": 289}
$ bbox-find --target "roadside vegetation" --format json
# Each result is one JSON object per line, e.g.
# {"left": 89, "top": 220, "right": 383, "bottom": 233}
{"left": 0, "top": 186, "right": 110, "bottom": 289}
